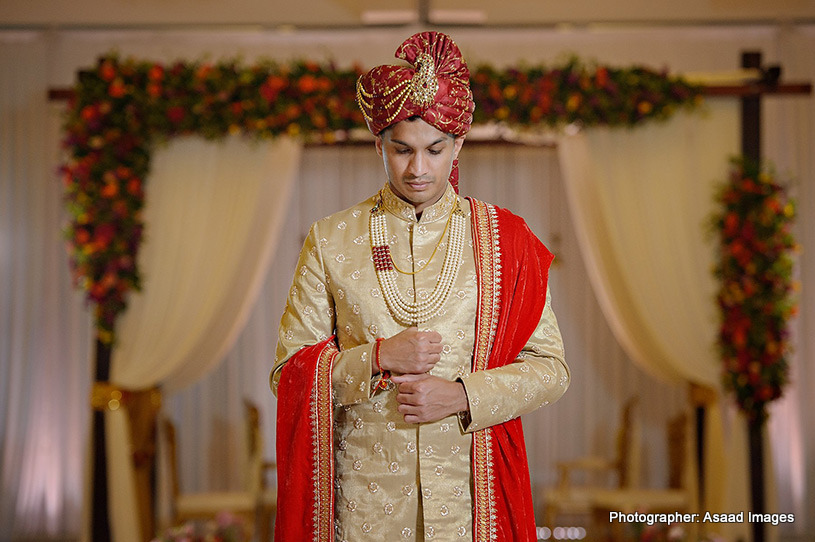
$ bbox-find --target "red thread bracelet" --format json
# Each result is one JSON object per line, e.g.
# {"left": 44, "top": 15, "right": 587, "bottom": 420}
{"left": 374, "top": 338, "right": 390, "bottom": 389}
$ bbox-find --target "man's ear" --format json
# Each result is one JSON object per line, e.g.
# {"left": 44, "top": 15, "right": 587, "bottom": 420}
{"left": 452, "top": 135, "right": 466, "bottom": 160}
{"left": 375, "top": 135, "right": 384, "bottom": 158}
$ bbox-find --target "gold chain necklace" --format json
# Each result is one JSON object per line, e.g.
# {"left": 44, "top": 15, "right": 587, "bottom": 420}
{"left": 369, "top": 194, "right": 466, "bottom": 325}
{"left": 389, "top": 202, "right": 456, "bottom": 275}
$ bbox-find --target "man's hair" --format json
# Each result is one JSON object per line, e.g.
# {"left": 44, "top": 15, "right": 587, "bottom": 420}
{"left": 379, "top": 115, "right": 457, "bottom": 139}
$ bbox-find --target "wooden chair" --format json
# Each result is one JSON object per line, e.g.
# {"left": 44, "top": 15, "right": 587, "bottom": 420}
{"left": 590, "top": 411, "right": 693, "bottom": 541}
{"left": 541, "top": 396, "right": 641, "bottom": 526}
{"left": 243, "top": 399, "right": 277, "bottom": 542}
{"left": 162, "top": 400, "right": 277, "bottom": 540}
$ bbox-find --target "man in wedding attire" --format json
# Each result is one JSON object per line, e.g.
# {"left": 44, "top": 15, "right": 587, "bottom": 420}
{"left": 271, "top": 31, "right": 570, "bottom": 542}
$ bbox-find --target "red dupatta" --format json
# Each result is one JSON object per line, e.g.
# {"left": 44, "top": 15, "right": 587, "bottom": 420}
{"left": 274, "top": 339, "right": 338, "bottom": 542}
{"left": 468, "top": 197, "right": 554, "bottom": 541}
{"left": 274, "top": 197, "right": 553, "bottom": 542}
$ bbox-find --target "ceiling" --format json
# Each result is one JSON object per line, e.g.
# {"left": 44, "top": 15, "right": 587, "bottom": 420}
{"left": 2, "top": 0, "right": 815, "bottom": 28}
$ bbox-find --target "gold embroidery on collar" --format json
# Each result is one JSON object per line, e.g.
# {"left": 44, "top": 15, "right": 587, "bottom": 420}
{"left": 380, "top": 182, "right": 457, "bottom": 223}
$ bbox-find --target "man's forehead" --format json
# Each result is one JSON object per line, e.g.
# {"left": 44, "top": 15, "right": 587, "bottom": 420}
{"left": 381, "top": 118, "right": 454, "bottom": 144}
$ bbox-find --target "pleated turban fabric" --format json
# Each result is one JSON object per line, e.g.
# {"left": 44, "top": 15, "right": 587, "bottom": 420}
{"left": 356, "top": 32, "right": 475, "bottom": 136}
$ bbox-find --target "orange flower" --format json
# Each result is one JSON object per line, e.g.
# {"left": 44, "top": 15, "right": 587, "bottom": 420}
{"left": 285, "top": 104, "right": 301, "bottom": 119}
{"left": 311, "top": 113, "right": 327, "bottom": 129}
{"left": 298, "top": 74, "right": 318, "bottom": 94}
{"left": 637, "top": 101, "right": 653, "bottom": 115}
{"left": 318, "top": 76, "right": 332, "bottom": 92}
{"left": 196, "top": 64, "right": 213, "bottom": 80}
{"left": 148, "top": 64, "right": 165, "bottom": 82}
{"left": 101, "top": 181, "right": 118, "bottom": 198}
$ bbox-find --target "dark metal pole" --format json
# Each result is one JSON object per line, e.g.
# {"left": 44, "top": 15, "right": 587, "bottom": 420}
{"left": 741, "top": 50, "right": 765, "bottom": 542}
{"left": 91, "top": 338, "right": 112, "bottom": 541}
{"left": 741, "top": 51, "right": 762, "bottom": 164}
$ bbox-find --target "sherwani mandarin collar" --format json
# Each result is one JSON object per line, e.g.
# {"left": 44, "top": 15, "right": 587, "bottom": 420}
{"left": 379, "top": 182, "right": 458, "bottom": 224}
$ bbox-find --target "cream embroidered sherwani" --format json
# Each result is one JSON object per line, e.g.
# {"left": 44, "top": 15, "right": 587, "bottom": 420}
{"left": 272, "top": 183, "right": 569, "bottom": 541}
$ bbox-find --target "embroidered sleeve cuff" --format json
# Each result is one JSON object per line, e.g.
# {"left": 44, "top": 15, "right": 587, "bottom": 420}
{"left": 457, "top": 371, "right": 495, "bottom": 432}
{"left": 331, "top": 342, "right": 378, "bottom": 406}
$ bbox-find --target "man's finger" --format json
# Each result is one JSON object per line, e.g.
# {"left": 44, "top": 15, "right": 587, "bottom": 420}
{"left": 391, "top": 373, "right": 429, "bottom": 384}
{"left": 422, "top": 330, "right": 442, "bottom": 343}
{"left": 425, "top": 343, "right": 443, "bottom": 354}
{"left": 397, "top": 403, "right": 419, "bottom": 416}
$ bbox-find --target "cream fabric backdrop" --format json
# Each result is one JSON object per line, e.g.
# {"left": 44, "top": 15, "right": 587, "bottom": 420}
{"left": 557, "top": 102, "right": 738, "bottom": 385}
{"left": 557, "top": 102, "right": 757, "bottom": 540}
{"left": 103, "top": 136, "right": 301, "bottom": 541}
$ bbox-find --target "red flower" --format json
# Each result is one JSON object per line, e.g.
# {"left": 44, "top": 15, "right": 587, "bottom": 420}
{"left": 147, "top": 83, "right": 162, "bottom": 98}
{"left": 81, "top": 105, "right": 99, "bottom": 121}
{"left": 260, "top": 76, "right": 286, "bottom": 102}
{"left": 723, "top": 212, "right": 739, "bottom": 236}
{"left": 75, "top": 228, "right": 90, "bottom": 245}
{"left": 148, "top": 64, "right": 165, "bottom": 82}
{"left": 167, "top": 106, "right": 186, "bottom": 124}
{"left": 94, "top": 223, "right": 116, "bottom": 250}
{"left": 99, "top": 61, "right": 117, "bottom": 82}
{"left": 112, "top": 200, "right": 129, "bottom": 217}
{"left": 127, "top": 178, "right": 142, "bottom": 196}
{"left": 595, "top": 67, "right": 610, "bottom": 88}
{"left": 109, "top": 80, "right": 126, "bottom": 98}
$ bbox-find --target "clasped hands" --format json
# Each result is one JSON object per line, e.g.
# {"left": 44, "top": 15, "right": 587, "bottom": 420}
{"left": 375, "top": 327, "right": 469, "bottom": 424}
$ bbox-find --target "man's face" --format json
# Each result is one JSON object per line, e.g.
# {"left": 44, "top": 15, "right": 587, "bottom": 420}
{"left": 376, "top": 118, "right": 465, "bottom": 216}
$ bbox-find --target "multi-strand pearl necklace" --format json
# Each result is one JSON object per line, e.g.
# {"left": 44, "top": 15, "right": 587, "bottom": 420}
{"left": 370, "top": 193, "right": 466, "bottom": 325}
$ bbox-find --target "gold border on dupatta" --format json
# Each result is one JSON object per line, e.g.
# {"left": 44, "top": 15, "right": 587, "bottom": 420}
{"left": 468, "top": 198, "right": 501, "bottom": 542}
{"left": 311, "top": 342, "right": 339, "bottom": 542}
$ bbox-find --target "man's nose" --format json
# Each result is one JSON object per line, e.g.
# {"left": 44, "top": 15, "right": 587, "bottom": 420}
{"left": 407, "top": 152, "right": 427, "bottom": 177}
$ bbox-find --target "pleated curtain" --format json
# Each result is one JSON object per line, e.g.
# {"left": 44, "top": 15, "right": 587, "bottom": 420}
{"left": 100, "top": 135, "right": 301, "bottom": 541}
{"left": 557, "top": 101, "right": 764, "bottom": 541}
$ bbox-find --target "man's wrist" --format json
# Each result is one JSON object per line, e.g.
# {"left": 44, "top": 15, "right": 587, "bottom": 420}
{"left": 456, "top": 380, "right": 470, "bottom": 413}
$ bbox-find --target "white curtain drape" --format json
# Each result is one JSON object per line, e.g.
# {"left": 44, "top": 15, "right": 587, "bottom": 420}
{"left": 1, "top": 35, "right": 93, "bottom": 539}
{"left": 102, "top": 135, "right": 301, "bottom": 541}
{"left": 557, "top": 101, "right": 759, "bottom": 540}
{"left": 557, "top": 102, "right": 738, "bottom": 386}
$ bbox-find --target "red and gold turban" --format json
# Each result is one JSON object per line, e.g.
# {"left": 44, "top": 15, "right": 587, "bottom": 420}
{"left": 356, "top": 32, "right": 475, "bottom": 136}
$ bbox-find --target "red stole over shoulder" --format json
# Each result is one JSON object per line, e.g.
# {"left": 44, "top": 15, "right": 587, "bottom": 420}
{"left": 275, "top": 197, "right": 553, "bottom": 542}
{"left": 468, "top": 198, "right": 554, "bottom": 541}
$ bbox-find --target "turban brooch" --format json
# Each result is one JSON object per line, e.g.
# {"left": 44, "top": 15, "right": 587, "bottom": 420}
{"left": 356, "top": 32, "right": 475, "bottom": 136}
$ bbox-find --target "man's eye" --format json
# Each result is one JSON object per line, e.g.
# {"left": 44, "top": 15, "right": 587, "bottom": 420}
{"left": 428, "top": 149, "right": 442, "bottom": 155}
{"left": 396, "top": 148, "right": 411, "bottom": 154}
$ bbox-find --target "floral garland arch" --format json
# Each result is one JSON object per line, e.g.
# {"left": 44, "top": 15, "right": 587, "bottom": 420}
{"left": 710, "top": 159, "right": 797, "bottom": 421}
{"left": 61, "top": 54, "right": 702, "bottom": 343}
